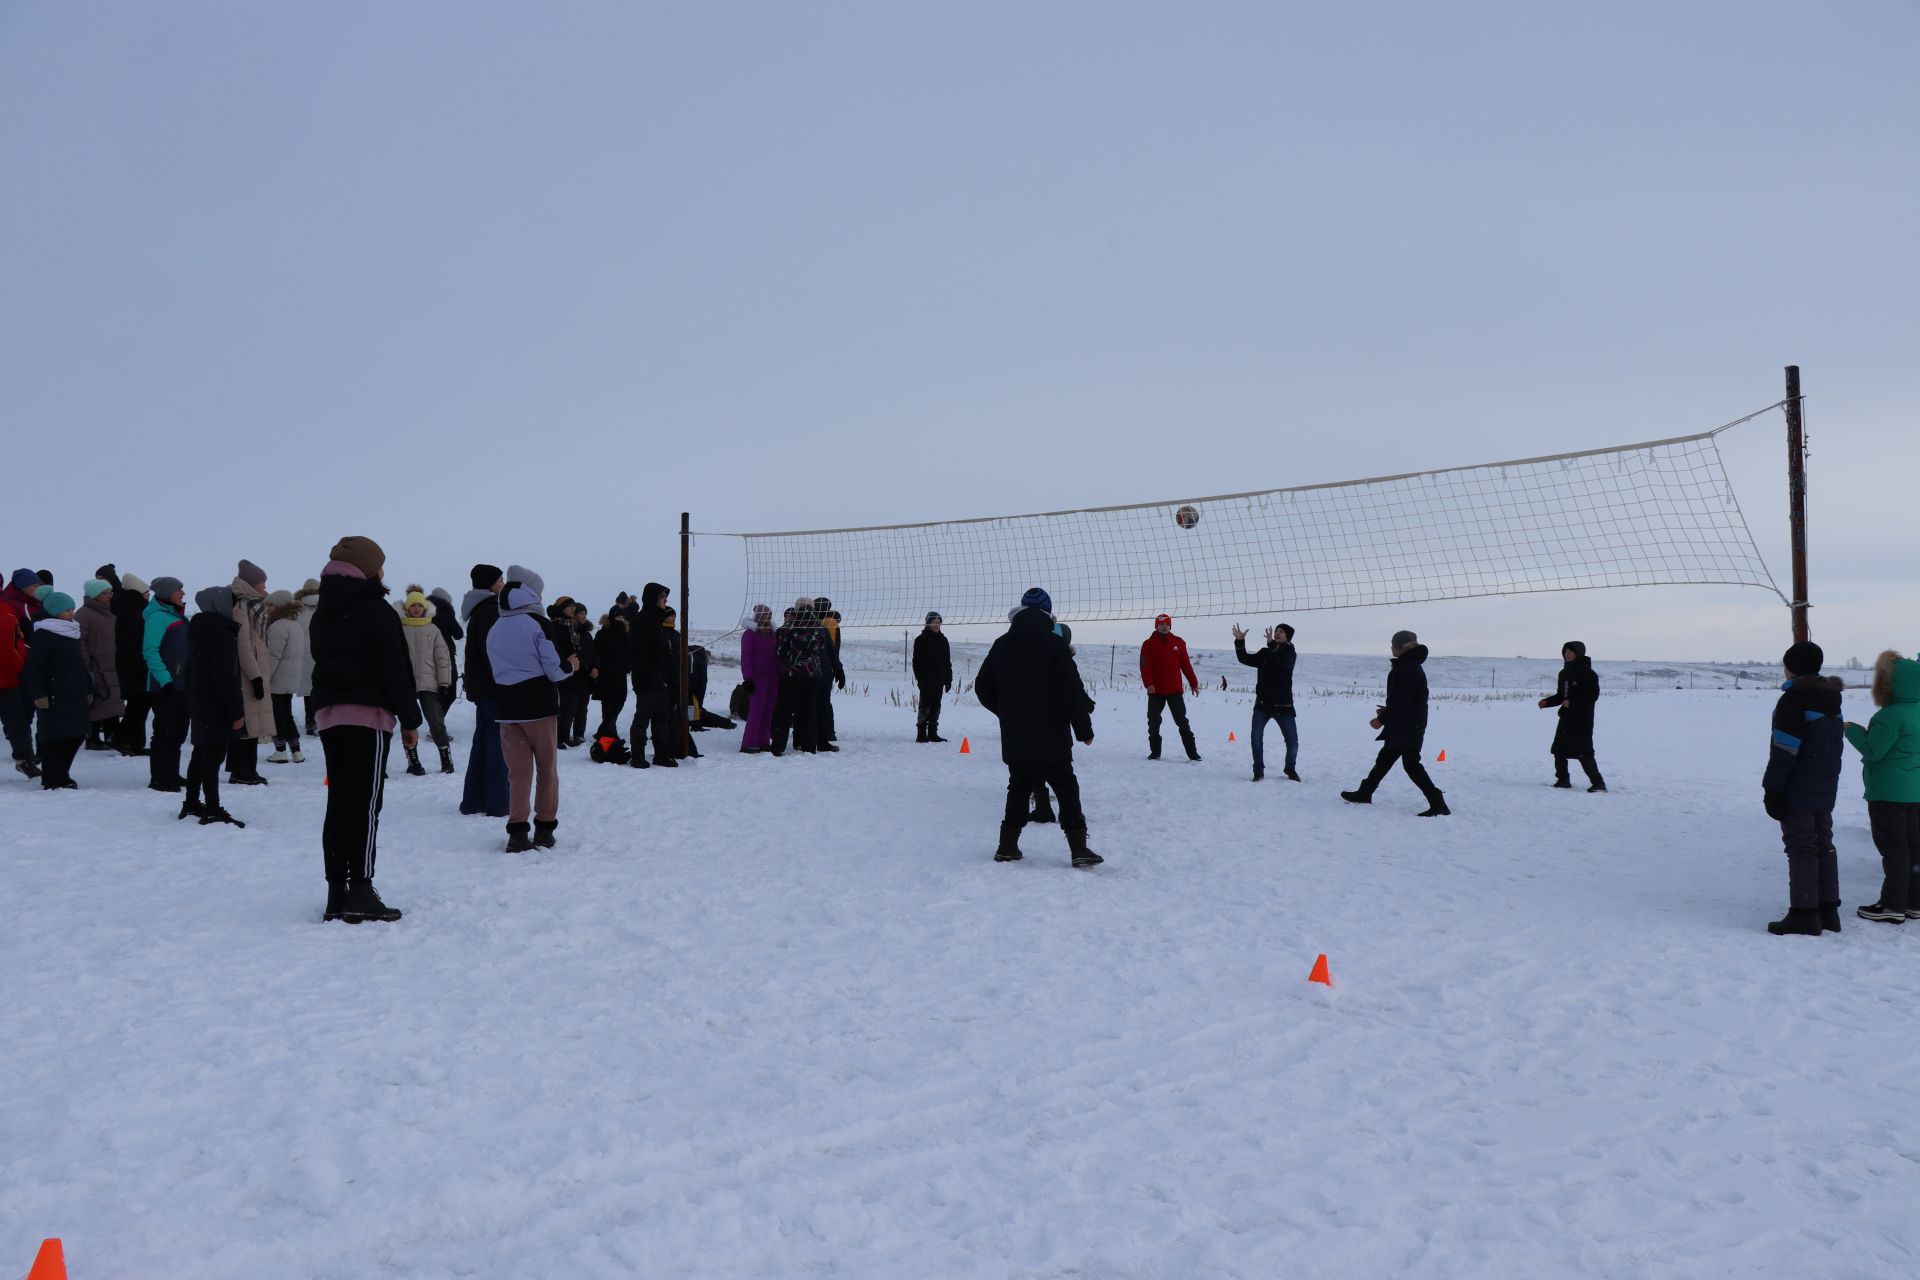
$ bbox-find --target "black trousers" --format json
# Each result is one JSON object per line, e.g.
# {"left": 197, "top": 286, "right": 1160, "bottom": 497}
{"left": 1147, "top": 693, "right": 1197, "bottom": 757}
{"left": 321, "top": 726, "right": 391, "bottom": 887}
{"left": 148, "top": 686, "right": 187, "bottom": 786}
{"left": 38, "top": 736, "right": 83, "bottom": 788}
{"left": 0, "top": 685, "right": 32, "bottom": 761}
{"left": 1005, "top": 762, "right": 1086, "bottom": 831}
{"left": 817, "top": 677, "right": 837, "bottom": 742}
{"left": 1867, "top": 800, "right": 1920, "bottom": 912}
{"left": 558, "top": 676, "right": 590, "bottom": 742}
{"left": 1359, "top": 741, "right": 1443, "bottom": 802}
{"left": 116, "top": 664, "right": 150, "bottom": 749}
{"left": 596, "top": 685, "right": 628, "bottom": 738}
{"left": 1779, "top": 809, "right": 1839, "bottom": 910}
{"left": 917, "top": 681, "right": 944, "bottom": 734}
{"left": 629, "top": 686, "right": 674, "bottom": 759}
{"left": 1554, "top": 753, "right": 1605, "bottom": 786}
{"left": 226, "top": 736, "right": 259, "bottom": 780}
{"left": 185, "top": 741, "right": 224, "bottom": 809}
{"left": 772, "top": 674, "right": 818, "bottom": 754}
{"left": 271, "top": 693, "right": 302, "bottom": 748}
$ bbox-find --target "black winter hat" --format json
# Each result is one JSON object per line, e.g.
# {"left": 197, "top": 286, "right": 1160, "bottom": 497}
{"left": 1784, "top": 641, "right": 1824, "bottom": 675}
{"left": 471, "top": 563, "right": 503, "bottom": 590}
{"left": 1563, "top": 640, "right": 1586, "bottom": 658}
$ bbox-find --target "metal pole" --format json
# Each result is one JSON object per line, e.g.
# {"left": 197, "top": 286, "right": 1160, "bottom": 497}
{"left": 1784, "top": 365, "right": 1810, "bottom": 645}
{"left": 679, "top": 512, "right": 692, "bottom": 754}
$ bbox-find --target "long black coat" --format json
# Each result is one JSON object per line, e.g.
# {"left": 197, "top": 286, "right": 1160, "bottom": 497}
{"left": 430, "top": 604, "right": 462, "bottom": 689}
{"left": 185, "top": 612, "right": 245, "bottom": 747}
{"left": 112, "top": 588, "right": 147, "bottom": 688}
{"left": 309, "top": 574, "right": 424, "bottom": 730}
{"left": 629, "top": 604, "right": 673, "bottom": 693}
{"left": 913, "top": 629, "right": 952, "bottom": 687}
{"left": 1543, "top": 656, "right": 1599, "bottom": 757}
{"left": 1234, "top": 637, "right": 1296, "bottom": 712}
{"left": 975, "top": 607, "right": 1095, "bottom": 767}
{"left": 22, "top": 626, "right": 91, "bottom": 742}
{"left": 1376, "top": 644, "right": 1431, "bottom": 750}
{"left": 595, "top": 617, "right": 631, "bottom": 698}
{"left": 462, "top": 593, "right": 501, "bottom": 699}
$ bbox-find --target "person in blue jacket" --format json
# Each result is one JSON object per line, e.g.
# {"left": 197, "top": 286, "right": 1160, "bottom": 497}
{"left": 1762, "top": 641, "right": 1847, "bottom": 936}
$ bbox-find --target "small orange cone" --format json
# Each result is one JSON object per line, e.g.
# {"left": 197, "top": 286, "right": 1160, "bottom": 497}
{"left": 1228, "top": 731, "right": 1236, "bottom": 742}
{"left": 28, "top": 1238, "right": 66, "bottom": 1280}
{"left": 1436, "top": 750, "right": 1446, "bottom": 762}
{"left": 959, "top": 737, "right": 970, "bottom": 754}
{"left": 323, "top": 775, "right": 329, "bottom": 787}
{"left": 1307, "top": 954, "right": 1331, "bottom": 986}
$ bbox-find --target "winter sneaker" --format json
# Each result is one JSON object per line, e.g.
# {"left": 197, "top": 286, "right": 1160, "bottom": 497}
{"left": 1186, "top": 752, "right": 1203, "bottom": 763}
{"left": 438, "top": 745, "right": 456, "bottom": 774}
{"left": 630, "top": 756, "right": 650, "bottom": 769}
{"left": 1252, "top": 767, "right": 1264, "bottom": 782}
{"left": 148, "top": 779, "right": 181, "bottom": 793}
{"left": 1066, "top": 827, "right": 1104, "bottom": 869}
{"left": 84, "top": 738, "right": 116, "bottom": 752}
{"left": 993, "top": 822, "right": 1024, "bottom": 862}
{"left": 1028, "top": 799, "right": 1057, "bottom": 824}
{"left": 1818, "top": 902, "right": 1843, "bottom": 932}
{"left": 504, "top": 822, "right": 534, "bottom": 853}
{"left": 44, "top": 779, "right": 79, "bottom": 791}
{"left": 928, "top": 733, "right": 947, "bottom": 744}
{"left": 199, "top": 807, "right": 246, "bottom": 828}
{"left": 1340, "top": 789, "right": 1372, "bottom": 804}
{"left": 1906, "top": 907, "right": 1920, "bottom": 921}
{"left": 1283, "top": 767, "right": 1301, "bottom": 782}
{"left": 335, "top": 881, "right": 401, "bottom": 923}
{"left": 1767, "top": 908, "right": 1822, "bottom": 936}
{"left": 1147, "top": 750, "right": 1162, "bottom": 761}
{"left": 1417, "top": 795, "right": 1451, "bottom": 817}
{"left": 1587, "top": 783, "right": 1607, "bottom": 793}
{"left": 15, "top": 758, "right": 40, "bottom": 780}
{"left": 228, "top": 773, "right": 269, "bottom": 786}
{"left": 291, "top": 749, "right": 305, "bottom": 763}
{"left": 1551, "top": 779, "right": 1573, "bottom": 789}
{"left": 533, "top": 819, "right": 557, "bottom": 849}
{"left": 653, "top": 756, "right": 678, "bottom": 768}
{"left": 177, "top": 799, "right": 206, "bottom": 821}
{"left": 266, "top": 749, "right": 291, "bottom": 765}
{"left": 405, "top": 747, "right": 427, "bottom": 777}
{"left": 1855, "top": 901, "right": 1906, "bottom": 924}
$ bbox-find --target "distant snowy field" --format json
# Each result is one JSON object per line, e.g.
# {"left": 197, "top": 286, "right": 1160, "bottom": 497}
{"left": 6, "top": 645, "right": 1917, "bottom": 1279}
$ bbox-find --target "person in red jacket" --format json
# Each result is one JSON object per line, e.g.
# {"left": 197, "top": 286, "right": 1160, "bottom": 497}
{"left": 1140, "top": 612, "right": 1201, "bottom": 761}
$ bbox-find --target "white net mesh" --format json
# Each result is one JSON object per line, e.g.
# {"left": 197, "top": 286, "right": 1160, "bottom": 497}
{"left": 715, "top": 409, "right": 1787, "bottom": 628}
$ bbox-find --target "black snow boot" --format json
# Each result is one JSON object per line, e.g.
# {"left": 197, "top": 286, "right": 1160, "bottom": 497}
{"left": 16, "top": 757, "right": 41, "bottom": 780}
{"left": 504, "top": 822, "right": 534, "bottom": 853}
{"left": 1028, "top": 794, "right": 1057, "bottom": 824}
{"left": 1417, "top": 793, "right": 1450, "bottom": 818}
{"left": 405, "top": 746, "right": 427, "bottom": 777}
{"left": 1252, "top": 766, "right": 1264, "bottom": 782}
{"left": 653, "top": 755, "right": 678, "bottom": 767}
{"left": 199, "top": 806, "right": 246, "bottom": 827}
{"left": 438, "top": 744, "right": 456, "bottom": 774}
{"left": 177, "top": 799, "right": 206, "bottom": 821}
{"left": 336, "top": 881, "right": 402, "bottom": 923}
{"left": 928, "top": 731, "right": 947, "bottom": 744}
{"left": 1819, "top": 901, "right": 1844, "bottom": 932}
{"left": 993, "top": 822, "right": 1024, "bottom": 862}
{"left": 1284, "top": 767, "right": 1300, "bottom": 782}
{"left": 323, "top": 881, "right": 346, "bottom": 922}
{"left": 533, "top": 819, "right": 557, "bottom": 849}
{"left": 1066, "top": 826, "right": 1104, "bottom": 869}
{"left": 1340, "top": 787, "right": 1372, "bottom": 804}
{"left": 1767, "top": 908, "right": 1822, "bottom": 936}
{"left": 915, "top": 725, "right": 928, "bottom": 743}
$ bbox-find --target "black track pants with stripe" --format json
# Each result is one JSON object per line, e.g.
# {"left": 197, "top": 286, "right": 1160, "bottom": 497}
{"left": 321, "top": 726, "right": 392, "bottom": 888}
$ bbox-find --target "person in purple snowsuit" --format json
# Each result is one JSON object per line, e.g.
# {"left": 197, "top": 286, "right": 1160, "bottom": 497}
{"left": 739, "top": 604, "right": 779, "bottom": 753}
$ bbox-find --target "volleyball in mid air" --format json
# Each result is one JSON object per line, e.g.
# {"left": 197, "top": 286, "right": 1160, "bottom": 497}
{"left": 1174, "top": 504, "right": 1201, "bottom": 530}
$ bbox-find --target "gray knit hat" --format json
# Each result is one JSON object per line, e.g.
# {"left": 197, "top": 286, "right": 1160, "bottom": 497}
{"left": 150, "top": 576, "right": 184, "bottom": 600}
{"left": 237, "top": 559, "right": 268, "bottom": 589}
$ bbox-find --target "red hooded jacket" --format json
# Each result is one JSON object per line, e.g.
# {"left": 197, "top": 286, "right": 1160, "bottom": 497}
{"left": 1140, "top": 629, "right": 1198, "bottom": 695}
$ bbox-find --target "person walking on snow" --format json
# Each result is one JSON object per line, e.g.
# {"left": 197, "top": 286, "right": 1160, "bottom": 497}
{"left": 487, "top": 567, "right": 569, "bottom": 852}
{"left": 1539, "top": 640, "right": 1606, "bottom": 792}
{"left": 397, "top": 587, "right": 456, "bottom": 774}
{"left": 1762, "top": 641, "right": 1845, "bottom": 936}
{"left": 1233, "top": 620, "right": 1298, "bottom": 781}
{"left": 1140, "top": 612, "right": 1201, "bottom": 761}
{"left": 975, "top": 587, "right": 1101, "bottom": 867}
{"left": 914, "top": 611, "right": 952, "bottom": 743}
{"left": 1341, "top": 630, "right": 1449, "bottom": 816}
{"left": 1845, "top": 650, "right": 1920, "bottom": 925}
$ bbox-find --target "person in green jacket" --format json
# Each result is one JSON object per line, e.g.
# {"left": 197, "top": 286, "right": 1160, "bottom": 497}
{"left": 1844, "top": 650, "right": 1920, "bottom": 924}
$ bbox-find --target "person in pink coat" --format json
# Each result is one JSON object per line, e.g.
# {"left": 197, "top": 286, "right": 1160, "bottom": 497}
{"left": 739, "top": 604, "right": 779, "bottom": 753}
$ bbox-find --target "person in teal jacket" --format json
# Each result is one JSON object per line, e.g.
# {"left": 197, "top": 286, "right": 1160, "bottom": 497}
{"left": 1844, "top": 650, "right": 1920, "bottom": 923}
{"left": 142, "top": 578, "right": 189, "bottom": 791}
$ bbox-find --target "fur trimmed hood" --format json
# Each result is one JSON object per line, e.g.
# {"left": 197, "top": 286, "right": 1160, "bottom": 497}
{"left": 1873, "top": 650, "right": 1918, "bottom": 708}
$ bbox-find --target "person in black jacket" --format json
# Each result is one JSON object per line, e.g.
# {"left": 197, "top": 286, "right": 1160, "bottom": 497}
{"left": 628, "top": 581, "right": 677, "bottom": 767}
{"left": 1233, "top": 620, "right": 1298, "bottom": 782}
{"left": 1539, "top": 640, "right": 1605, "bottom": 792}
{"left": 181, "top": 586, "right": 247, "bottom": 824}
{"left": 1342, "top": 630, "right": 1448, "bottom": 816}
{"left": 459, "top": 564, "right": 509, "bottom": 818}
{"left": 913, "top": 611, "right": 953, "bottom": 743}
{"left": 99, "top": 565, "right": 150, "bottom": 754}
{"left": 427, "top": 586, "right": 462, "bottom": 713}
{"left": 1762, "top": 641, "right": 1847, "bottom": 936}
{"left": 309, "top": 536, "right": 422, "bottom": 924}
{"left": 974, "top": 588, "right": 1102, "bottom": 867}
{"left": 22, "top": 592, "right": 89, "bottom": 790}
{"left": 593, "top": 608, "right": 631, "bottom": 739}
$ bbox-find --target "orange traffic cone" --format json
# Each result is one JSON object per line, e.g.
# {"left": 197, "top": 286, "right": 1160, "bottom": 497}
{"left": 1228, "top": 731, "right": 1236, "bottom": 742}
{"left": 28, "top": 1238, "right": 66, "bottom": 1280}
{"left": 1436, "top": 750, "right": 1446, "bottom": 762}
{"left": 959, "top": 738, "right": 970, "bottom": 754}
{"left": 1307, "top": 954, "right": 1332, "bottom": 986}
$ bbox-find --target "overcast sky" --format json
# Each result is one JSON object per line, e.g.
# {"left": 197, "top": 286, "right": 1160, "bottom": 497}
{"left": 3, "top": 0, "right": 1914, "bottom": 661}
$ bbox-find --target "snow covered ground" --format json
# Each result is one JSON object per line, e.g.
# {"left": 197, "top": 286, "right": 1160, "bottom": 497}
{"left": 6, "top": 649, "right": 1918, "bottom": 1279}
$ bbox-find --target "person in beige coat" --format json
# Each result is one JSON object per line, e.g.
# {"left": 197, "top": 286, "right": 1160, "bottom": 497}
{"left": 265, "top": 590, "right": 309, "bottom": 764}
{"left": 77, "top": 578, "right": 125, "bottom": 748}
{"left": 228, "top": 559, "right": 276, "bottom": 784}
{"left": 397, "top": 586, "right": 455, "bottom": 775}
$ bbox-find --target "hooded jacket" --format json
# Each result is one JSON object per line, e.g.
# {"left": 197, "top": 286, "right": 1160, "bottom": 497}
{"left": 1234, "top": 636, "right": 1296, "bottom": 712}
{"left": 308, "top": 565, "right": 423, "bottom": 731}
{"left": 229, "top": 575, "right": 276, "bottom": 741}
{"left": 1541, "top": 654, "right": 1599, "bottom": 757}
{"left": 1844, "top": 652, "right": 1920, "bottom": 804}
{"left": 22, "top": 617, "right": 89, "bottom": 741}
{"left": 629, "top": 583, "right": 674, "bottom": 692}
{"left": 428, "top": 588, "right": 463, "bottom": 691}
{"left": 1377, "top": 644, "right": 1431, "bottom": 748}
{"left": 112, "top": 580, "right": 149, "bottom": 688}
{"left": 267, "top": 608, "right": 309, "bottom": 696}
{"left": 294, "top": 583, "right": 322, "bottom": 696}
{"left": 487, "top": 582, "right": 568, "bottom": 722}
{"left": 185, "top": 586, "right": 246, "bottom": 747}
{"left": 397, "top": 593, "right": 454, "bottom": 694}
{"left": 975, "top": 605, "right": 1095, "bottom": 767}
{"left": 142, "top": 596, "right": 188, "bottom": 692}
{"left": 459, "top": 586, "right": 502, "bottom": 700}
{"left": 77, "top": 591, "right": 124, "bottom": 720}
{"left": 1763, "top": 673, "right": 1846, "bottom": 814}
{"left": 1141, "top": 628, "right": 1199, "bottom": 696}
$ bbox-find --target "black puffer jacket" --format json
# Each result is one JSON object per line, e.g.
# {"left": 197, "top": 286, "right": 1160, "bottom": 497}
{"left": 461, "top": 589, "right": 501, "bottom": 700}
{"left": 1376, "top": 644, "right": 1430, "bottom": 749}
{"left": 1543, "top": 656, "right": 1599, "bottom": 757}
{"left": 1763, "top": 675, "right": 1846, "bottom": 814}
{"left": 975, "top": 606, "right": 1095, "bottom": 767}
{"left": 1234, "top": 637, "right": 1296, "bottom": 713}
{"left": 595, "top": 616, "right": 631, "bottom": 698}
{"left": 185, "top": 592, "right": 245, "bottom": 749}
{"left": 913, "top": 628, "right": 952, "bottom": 687}
{"left": 309, "top": 573, "right": 423, "bottom": 730}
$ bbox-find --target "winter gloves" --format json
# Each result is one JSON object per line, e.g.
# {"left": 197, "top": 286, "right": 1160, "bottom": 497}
{"left": 1764, "top": 791, "right": 1787, "bottom": 821}
{"left": 251, "top": 677, "right": 265, "bottom": 701}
